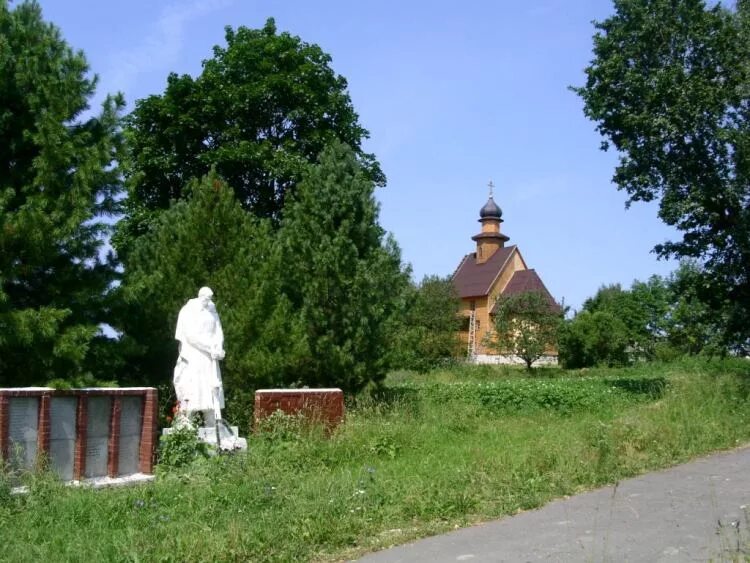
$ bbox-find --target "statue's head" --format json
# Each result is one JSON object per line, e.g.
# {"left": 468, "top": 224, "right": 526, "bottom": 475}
{"left": 198, "top": 286, "right": 214, "bottom": 306}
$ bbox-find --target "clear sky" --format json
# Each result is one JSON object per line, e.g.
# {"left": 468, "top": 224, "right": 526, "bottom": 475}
{"left": 37, "top": 0, "right": 679, "bottom": 312}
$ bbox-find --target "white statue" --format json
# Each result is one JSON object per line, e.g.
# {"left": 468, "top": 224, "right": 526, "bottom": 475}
{"left": 173, "top": 287, "right": 226, "bottom": 424}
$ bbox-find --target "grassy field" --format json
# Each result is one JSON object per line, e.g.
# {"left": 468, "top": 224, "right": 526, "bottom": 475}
{"left": 1, "top": 358, "right": 750, "bottom": 562}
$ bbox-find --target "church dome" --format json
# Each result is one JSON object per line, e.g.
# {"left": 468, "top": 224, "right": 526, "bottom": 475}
{"left": 479, "top": 196, "right": 502, "bottom": 220}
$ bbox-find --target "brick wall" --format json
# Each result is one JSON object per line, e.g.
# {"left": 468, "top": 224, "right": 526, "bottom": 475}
{"left": 0, "top": 387, "right": 158, "bottom": 480}
{"left": 139, "top": 388, "right": 158, "bottom": 474}
{"left": 254, "top": 389, "right": 344, "bottom": 430}
{"left": 0, "top": 394, "right": 8, "bottom": 461}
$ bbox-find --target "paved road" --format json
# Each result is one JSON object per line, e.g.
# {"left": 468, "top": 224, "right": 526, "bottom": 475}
{"left": 357, "top": 446, "right": 750, "bottom": 562}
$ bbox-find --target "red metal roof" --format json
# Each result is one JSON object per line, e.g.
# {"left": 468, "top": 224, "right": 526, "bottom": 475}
{"left": 494, "top": 269, "right": 561, "bottom": 313}
{"left": 451, "top": 245, "right": 516, "bottom": 298}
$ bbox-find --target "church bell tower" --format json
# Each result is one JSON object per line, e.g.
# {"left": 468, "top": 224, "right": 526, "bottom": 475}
{"left": 472, "top": 181, "right": 509, "bottom": 264}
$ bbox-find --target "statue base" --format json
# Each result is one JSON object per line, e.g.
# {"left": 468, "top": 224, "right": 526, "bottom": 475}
{"left": 197, "top": 421, "right": 247, "bottom": 451}
{"left": 162, "top": 419, "right": 247, "bottom": 452}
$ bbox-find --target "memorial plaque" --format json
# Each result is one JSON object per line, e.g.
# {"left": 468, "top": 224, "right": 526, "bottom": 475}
{"left": 85, "top": 397, "right": 111, "bottom": 478}
{"left": 119, "top": 397, "right": 143, "bottom": 436}
{"left": 118, "top": 397, "right": 143, "bottom": 475}
{"left": 7, "top": 397, "right": 38, "bottom": 470}
{"left": 49, "top": 397, "right": 77, "bottom": 481}
{"left": 0, "top": 387, "right": 157, "bottom": 482}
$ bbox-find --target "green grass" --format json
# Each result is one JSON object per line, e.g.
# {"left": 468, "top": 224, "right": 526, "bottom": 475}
{"left": 2, "top": 358, "right": 750, "bottom": 562}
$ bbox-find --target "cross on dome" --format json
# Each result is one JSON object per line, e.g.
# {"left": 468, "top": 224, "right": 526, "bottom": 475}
{"left": 479, "top": 182, "right": 503, "bottom": 220}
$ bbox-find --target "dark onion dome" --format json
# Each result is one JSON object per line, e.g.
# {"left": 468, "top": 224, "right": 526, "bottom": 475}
{"left": 479, "top": 196, "right": 502, "bottom": 220}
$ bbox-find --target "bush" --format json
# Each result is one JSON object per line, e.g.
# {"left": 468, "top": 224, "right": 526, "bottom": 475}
{"left": 158, "top": 420, "right": 210, "bottom": 470}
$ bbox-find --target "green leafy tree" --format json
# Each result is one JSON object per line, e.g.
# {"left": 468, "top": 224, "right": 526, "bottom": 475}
{"left": 559, "top": 311, "right": 630, "bottom": 369}
{"left": 573, "top": 0, "right": 750, "bottom": 350}
{"left": 0, "top": 0, "right": 124, "bottom": 386}
{"left": 487, "top": 291, "right": 562, "bottom": 370}
{"left": 277, "top": 141, "right": 408, "bottom": 391}
{"left": 582, "top": 279, "right": 671, "bottom": 360}
{"left": 629, "top": 277, "right": 672, "bottom": 344}
{"left": 560, "top": 265, "right": 727, "bottom": 368}
{"left": 116, "top": 18, "right": 382, "bottom": 256}
{"left": 665, "top": 261, "right": 725, "bottom": 356}
{"left": 389, "top": 275, "right": 462, "bottom": 372}
{"left": 116, "top": 172, "right": 309, "bottom": 422}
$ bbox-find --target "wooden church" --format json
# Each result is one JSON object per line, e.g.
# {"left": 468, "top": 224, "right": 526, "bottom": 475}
{"left": 452, "top": 183, "right": 559, "bottom": 364}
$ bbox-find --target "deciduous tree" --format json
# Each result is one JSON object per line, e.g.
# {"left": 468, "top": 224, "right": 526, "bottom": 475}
{"left": 560, "top": 265, "right": 728, "bottom": 368}
{"left": 388, "top": 275, "right": 462, "bottom": 372}
{"left": 665, "top": 261, "right": 725, "bottom": 356}
{"left": 559, "top": 310, "right": 630, "bottom": 369}
{"left": 116, "top": 18, "right": 382, "bottom": 257}
{"left": 582, "top": 279, "right": 670, "bottom": 360}
{"left": 574, "top": 0, "right": 750, "bottom": 350}
{"left": 487, "top": 291, "right": 562, "bottom": 370}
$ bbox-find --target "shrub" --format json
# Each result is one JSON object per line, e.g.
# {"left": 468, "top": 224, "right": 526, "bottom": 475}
{"left": 158, "top": 420, "right": 210, "bottom": 470}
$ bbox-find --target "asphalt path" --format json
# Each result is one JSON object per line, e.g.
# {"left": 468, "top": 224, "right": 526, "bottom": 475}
{"left": 357, "top": 446, "right": 750, "bottom": 562}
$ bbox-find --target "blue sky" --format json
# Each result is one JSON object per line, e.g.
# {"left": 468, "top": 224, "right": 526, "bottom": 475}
{"left": 38, "top": 0, "right": 679, "bottom": 312}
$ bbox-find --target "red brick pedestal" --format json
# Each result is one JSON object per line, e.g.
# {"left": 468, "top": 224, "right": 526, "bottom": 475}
{"left": 254, "top": 388, "right": 344, "bottom": 430}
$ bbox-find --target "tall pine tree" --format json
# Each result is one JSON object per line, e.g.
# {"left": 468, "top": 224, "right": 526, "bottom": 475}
{"left": 278, "top": 142, "right": 408, "bottom": 391}
{"left": 0, "top": 1, "right": 123, "bottom": 386}
{"left": 120, "top": 144, "right": 407, "bottom": 415}
{"left": 117, "top": 172, "right": 310, "bottom": 422}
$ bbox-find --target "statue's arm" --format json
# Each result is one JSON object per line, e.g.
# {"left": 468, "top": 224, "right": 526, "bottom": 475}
{"left": 183, "top": 329, "right": 213, "bottom": 355}
{"left": 212, "top": 320, "right": 225, "bottom": 360}
{"left": 216, "top": 320, "right": 224, "bottom": 348}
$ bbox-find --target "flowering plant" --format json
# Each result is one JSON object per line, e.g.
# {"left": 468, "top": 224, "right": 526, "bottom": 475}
{"left": 158, "top": 405, "right": 209, "bottom": 470}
